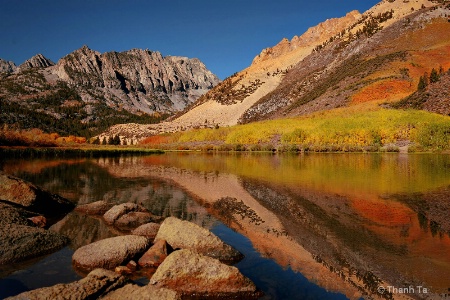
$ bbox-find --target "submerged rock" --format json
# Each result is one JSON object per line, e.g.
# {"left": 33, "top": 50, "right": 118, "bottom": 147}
{"left": 155, "top": 217, "right": 243, "bottom": 262}
{"left": 114, "top": 212, "right": 157, "bottom": 231}
{"left": 7, "top": 268, "right": 128, "bottom": 300}
{"left": 103, "top": 203, "right": 155, "bottom": 225}
{"left": 0, "top": 224, "right": 69, "bottom": 265}
{"left": 72, "top": 235, "right": 151, "bottom": 273}
{"left": 0, "top": 172, "right": 74, "bottom": 218}
{"left": 75, "top": 200, "right": 114, "bottom": 215}
{"left": 150, "top": 249, "right": 261, "bottom": 299}
{"left": 102, "top": 283, "right": 180, "bottom": 300}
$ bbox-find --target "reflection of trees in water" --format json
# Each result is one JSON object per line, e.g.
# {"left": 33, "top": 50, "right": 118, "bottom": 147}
{"left": 391, "top": 190, "right": 450, "bottom": 238}
{"left": 3, "top": 159, "right": 212, "bottom": 226}
{"left": 312, "top": 254, "right": 394, "bottom": 300}
{"left": 51, "top": 213, "right": 116, "bottom": 250}
{"left": 212, "top": 197, "right": 264, "bottom": 229}
{"left": 5, "top": 159, "right": 125, "bottom": 203}
{"left": 241, "top": 179, "right": 418, "bottom": 296}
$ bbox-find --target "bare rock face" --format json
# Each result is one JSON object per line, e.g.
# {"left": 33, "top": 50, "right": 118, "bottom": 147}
{"left": 154, "top": 217, "right": 243, "bottom": 262}
{"left": 72, "top": 235, "right": 151, "bottom": 273}
{"left": 0, "top": 58, "right": 17, "bottom": 73}
{"left": 150, "top": 249, "right": 261, "bottom": 299}
{"left": 0, "top": 172, "right": 74, "bottom": 218}
{"left": 75, "top": 200, "right": 115, "bottom": 215}
{"left": 6, "top": 268, "right": 129, "bottom": 300}
{"left": 54, "top": 46, "right": 220, "bottom": 114}
{"left": 131, "top": 222, "right": 161, "bottom": 240}
{"left": 102, "top": 283, "right": 180, "bottom": 300}
{"left": 0, "top": 223, "right": 69, "bottom": 265}
{"left": 18, "top": 54, "right": 54, "bottom": 71}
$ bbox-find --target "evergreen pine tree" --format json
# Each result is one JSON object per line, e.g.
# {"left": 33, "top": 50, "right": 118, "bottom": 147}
{"left": 429, "top": 68, "right": 439, "bottom": 83}
{"left": 418, "top": 76, "right": 427, "bottom": 91}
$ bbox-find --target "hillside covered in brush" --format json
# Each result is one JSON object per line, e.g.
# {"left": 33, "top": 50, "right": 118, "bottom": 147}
{"left": 100, "top": 0, "right": 450, "bottom": 150}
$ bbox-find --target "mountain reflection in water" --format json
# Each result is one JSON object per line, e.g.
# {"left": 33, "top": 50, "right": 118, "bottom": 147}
{"left": 0, "top": 153, "right": 449, "bottom": 300}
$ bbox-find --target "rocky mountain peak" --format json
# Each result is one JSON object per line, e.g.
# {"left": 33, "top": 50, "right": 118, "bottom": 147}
{"left": 0, "top": 58, "right": 17, "bottom": 73}
{"left": 53, "top": 46, "right": 219, "bottom": 114}
{"left": 18, "top": 54, "right": 55, "bottom": 71}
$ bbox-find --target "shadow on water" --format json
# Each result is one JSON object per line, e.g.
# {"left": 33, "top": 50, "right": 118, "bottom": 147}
{"left": 212, "top": 224, "right": 349, "bottom": 300}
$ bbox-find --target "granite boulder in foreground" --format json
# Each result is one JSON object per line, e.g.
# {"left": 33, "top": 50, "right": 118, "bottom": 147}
{"left": 150, "top": 249, "right": 261, "bottom": 299}
{"left": 72, "top": 235, "right": 151, "bottom": 273}
{"left": 131, "top": 222, "right": 161, "bottom": 241}
{"left": 102, "top": 283, "right": 180, "bottom": 300}
{"left": 0, "top": 223, "right": 69, "bottom": 265}
{"left": 155, "top": 217, "right": 243, "bottom": 262}
{"left": 0, "top": 173, "right": 73, "bottom": 265}
{"left": 6, "top": 269, "right": 129, "bottom": 300}
{"left": 0, "top": 172, "right": 74, "bottom": 217}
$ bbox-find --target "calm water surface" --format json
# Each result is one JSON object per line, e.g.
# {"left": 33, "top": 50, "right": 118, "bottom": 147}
{"left": 0, "top": 153, "right": 449, "bottom": 300}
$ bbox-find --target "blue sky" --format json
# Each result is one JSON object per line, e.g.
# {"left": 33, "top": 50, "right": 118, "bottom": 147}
{"left": 0, "top": 0, "right": 379, "bottom": 79}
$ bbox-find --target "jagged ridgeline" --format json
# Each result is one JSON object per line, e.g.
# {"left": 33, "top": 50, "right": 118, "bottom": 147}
{"left": 0, "top": 47, "right": 220, "bottom": 137}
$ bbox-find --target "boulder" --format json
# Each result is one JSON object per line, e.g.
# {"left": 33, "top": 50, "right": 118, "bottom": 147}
{"left": 0, "top": 202, "right": 36, "bottom": 226}
{"left": 138, "top": 239, "right": 170, "bottom": 268}
{"left": 0, "top": 224, "right": 69, "bottom": 264}
{"left": 154, "top": 217, "right": 243, "bottom": 262}
{"left": 6, "top": 268, "right": 128, "bottom": 300}
{"left": 75, "top": 200, "right": 114, "bottom": 215}
{"left": 72, "top": 235, "right": 151, "bottom": 273}
{"left": 103, "top": 203, "right": 151, "bottom": 225}
{"left": 150, "top": 249, "right": 261, "bottom": 299}
{"left": 102, "top": 283, "right": 180, "bottom": 300}
{"left": 0, "top": 172, "right": 74, "bottom": 218}
{"left": 131, "top": 222, "right": 160, "bottom": 240}
{"left": 114, "top": 212, "right": 158, "bottom": 231}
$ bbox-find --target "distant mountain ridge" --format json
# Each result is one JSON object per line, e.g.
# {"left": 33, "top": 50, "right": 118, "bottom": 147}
{"left": 0, "top": 46, "right": 220, "bottom": 137}
{"left": 54, "top": 46, "right": 219, "bottom": 114}
{"left": 0, "top": 58, "right": 16, "bottom": 73}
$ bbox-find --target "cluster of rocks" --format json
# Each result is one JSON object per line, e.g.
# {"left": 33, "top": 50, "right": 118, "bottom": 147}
{"left": 8, "top": 197, "right": 261, "bottom": 299}
{"left": 0, "top": 172, "right": 74, "bottom": 265}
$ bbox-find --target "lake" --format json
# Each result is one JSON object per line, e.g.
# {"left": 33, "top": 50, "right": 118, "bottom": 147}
{"left": 0, "top": 152, "right": 449, "bottom": 299}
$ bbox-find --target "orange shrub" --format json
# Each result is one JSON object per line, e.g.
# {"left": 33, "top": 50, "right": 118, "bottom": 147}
{"left": 140, "top": 135, "right": 171, "bottom": 145}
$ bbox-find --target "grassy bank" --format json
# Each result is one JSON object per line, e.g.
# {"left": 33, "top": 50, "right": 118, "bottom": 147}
{"left": 0, "top": 146, "right": 164, "bottom": 158}
{"left": 143, "top": 106, "right": 450, "bottom": 152}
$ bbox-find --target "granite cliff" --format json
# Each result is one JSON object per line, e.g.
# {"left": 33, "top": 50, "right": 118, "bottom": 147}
{"left": 54, "top": 46, "right": 219, "bottom": 114}
{"left": 0, "top": 47, "right": 219, "bottom": 137}
{"left": 19, "top": 54, "right": 55, "bottom": 71}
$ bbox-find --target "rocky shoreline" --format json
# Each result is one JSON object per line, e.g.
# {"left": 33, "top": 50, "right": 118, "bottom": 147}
{"left": 0, "top": 173, "right": 262, "bottom": 299}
